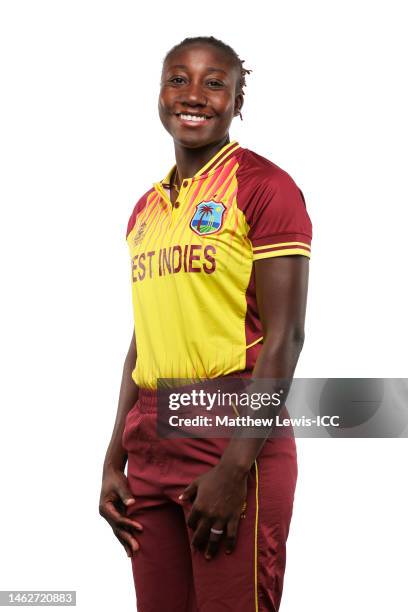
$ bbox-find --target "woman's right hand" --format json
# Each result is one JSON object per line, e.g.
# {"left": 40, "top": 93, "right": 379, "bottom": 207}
{"left": 99, "top": 467, "right": 143, "bottom": 558}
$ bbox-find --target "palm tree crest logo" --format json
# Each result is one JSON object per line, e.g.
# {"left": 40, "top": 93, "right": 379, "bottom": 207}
{"left": 190, "top": 200, "right": 226, "bottom": 236}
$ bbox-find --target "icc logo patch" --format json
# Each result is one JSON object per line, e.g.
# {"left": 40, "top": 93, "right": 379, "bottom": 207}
{"left": 133, "top": 221, "right": 147, "bottom": 246}
{"left": 190, "top": 201, "right": 226, "bottom": 236}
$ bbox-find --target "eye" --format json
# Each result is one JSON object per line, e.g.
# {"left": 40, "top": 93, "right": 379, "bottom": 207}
{"left": 207, "top": 80, "right": 224, "bottom": 87}
{"left": 169, "top": 76, "right": 186, "bottom": 85}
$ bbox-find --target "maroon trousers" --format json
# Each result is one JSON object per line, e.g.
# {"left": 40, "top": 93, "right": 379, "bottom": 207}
{"left": 122, "top": 389, "right": 297, "bottom": 612}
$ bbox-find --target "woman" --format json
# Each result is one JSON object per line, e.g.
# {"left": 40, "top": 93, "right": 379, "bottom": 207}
{"left": 99, "top": 36, "right": 312, "bottom": 611}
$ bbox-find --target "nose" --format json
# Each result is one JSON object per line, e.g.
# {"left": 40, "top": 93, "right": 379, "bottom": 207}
{"left": 180, "top": 80, "right": 207, "bottom": 107}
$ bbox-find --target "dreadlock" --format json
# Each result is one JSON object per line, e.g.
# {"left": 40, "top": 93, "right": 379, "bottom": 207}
{"left": 162, "top": 36, "right": 252, "bottom": 120}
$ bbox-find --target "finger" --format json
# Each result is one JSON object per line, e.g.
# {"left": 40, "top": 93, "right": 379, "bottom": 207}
{"left": 117, "top": 535, "right": 133, "bottom": 558}
{"left": 179, "top": 481, "right": 197, "bottom": 502}
{"left": 191, "top": 518, "right": 211, "bottom": 550}
{"left": 115, "top": 515, "right": 144, "bottom": 536}
{"left": 113, "top": 527, "right": 139, "bottom": 555}
{"left": 186, "top": 506, "right": 202, "bottom": 531}
{"left": 102, "top": 501, "right": 143, "bottom": 531}
{"left": 115, "top": 483, "right": 136, "bottom": 506}
{"left": 205, "top": 521, "right": 225, "bottom": 560}
{"left": 224, "top": 516, "right": 240, "bottom": 554}
{"left": 113, "top": 527, "right": 140, "bottom": 555}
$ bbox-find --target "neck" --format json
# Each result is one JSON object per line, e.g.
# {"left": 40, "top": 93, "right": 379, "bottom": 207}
{"left": 173, "top": 135, "right": 230, "bottom": 182}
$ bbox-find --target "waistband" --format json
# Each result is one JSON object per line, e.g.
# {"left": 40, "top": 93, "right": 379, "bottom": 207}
{"left": 137, "top": 371, "right": 256, "bottom": 414}
{"left": 138, "top": 388, "right": 159, "bottom": 413}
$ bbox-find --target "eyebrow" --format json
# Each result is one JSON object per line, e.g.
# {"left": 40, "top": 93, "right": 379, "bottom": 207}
{"left": 168, "top": 64, "right": 228, "bottom": 75}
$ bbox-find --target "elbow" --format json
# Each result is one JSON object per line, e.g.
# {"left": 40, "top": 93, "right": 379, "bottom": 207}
{"left": 263, "top": 327, "right": 305, "bottom": 357}
{"left": 292, "top": 328, "right": 305, "bottom": 351}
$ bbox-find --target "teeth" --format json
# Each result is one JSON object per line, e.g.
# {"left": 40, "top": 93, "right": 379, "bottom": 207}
{"left": 179, "top": 114, "right": 208, "bottom": 122}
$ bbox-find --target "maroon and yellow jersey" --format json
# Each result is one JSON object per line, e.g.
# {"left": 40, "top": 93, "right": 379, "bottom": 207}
{"left": 126, "top": 140, "right": 312, "bottom": 389}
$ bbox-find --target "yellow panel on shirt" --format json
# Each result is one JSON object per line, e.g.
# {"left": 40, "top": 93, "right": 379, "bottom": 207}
{"left": 126, "top": 140, "right": 312, "bottom": 390}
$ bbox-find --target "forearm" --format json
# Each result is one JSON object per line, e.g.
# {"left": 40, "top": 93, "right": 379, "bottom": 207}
{"left": 103, "top": 335, "right": 139, "bottom": 475}
{"left": 219, "top": 335, "right": 304, "bottom": 474}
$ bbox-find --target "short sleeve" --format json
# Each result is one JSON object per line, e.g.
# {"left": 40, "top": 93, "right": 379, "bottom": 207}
{"left": 126, "top": 188, "right": 154, "bottom": 240}
{"left": 126, "top": 206, "right": 138, "bottom": 239}
{"left": 247, "top": 173, "right": 312, "bottom": 261}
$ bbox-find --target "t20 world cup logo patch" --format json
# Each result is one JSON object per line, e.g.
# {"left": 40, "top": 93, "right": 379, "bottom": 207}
{"left": 190, "top": 201, "right": 226, "bottom": 236}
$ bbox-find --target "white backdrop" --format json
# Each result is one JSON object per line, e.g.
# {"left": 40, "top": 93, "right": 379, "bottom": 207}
{"left": 0, "top": 1, "right": 407, "bottom": 610}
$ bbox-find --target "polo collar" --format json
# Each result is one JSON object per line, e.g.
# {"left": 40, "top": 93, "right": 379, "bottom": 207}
{"left": 159, "top": 140, "right": 241, "bottom": 188}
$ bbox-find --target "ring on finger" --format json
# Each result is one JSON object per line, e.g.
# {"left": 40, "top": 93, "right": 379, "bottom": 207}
{"left": 210, "top": 527, "right": 224, "bottom": 535}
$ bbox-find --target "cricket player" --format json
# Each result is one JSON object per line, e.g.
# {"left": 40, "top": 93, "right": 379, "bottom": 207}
{"left": 100, "top": 35, "right": 312, "bottom": 611}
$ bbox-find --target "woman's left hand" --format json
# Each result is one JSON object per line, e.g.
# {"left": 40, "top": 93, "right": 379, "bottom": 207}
{"left": 179, "top": 461, "right": 249, "bottom": 560}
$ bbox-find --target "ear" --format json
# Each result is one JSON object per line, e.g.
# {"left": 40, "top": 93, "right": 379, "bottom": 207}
{"left": 233, "top": 92, "right": 244, "bottom": 117}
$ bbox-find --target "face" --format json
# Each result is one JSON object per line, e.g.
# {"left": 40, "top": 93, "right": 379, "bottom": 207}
{"left": 158, "top": 43, "right": 243, "bottom": 149}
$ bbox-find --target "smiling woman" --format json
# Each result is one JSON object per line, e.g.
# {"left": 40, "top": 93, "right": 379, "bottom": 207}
{"left": 99, "top": 35, "right": 312, "bottom": 612}
{"left": 158, "top": 36, "right": 251, "bottom": 149}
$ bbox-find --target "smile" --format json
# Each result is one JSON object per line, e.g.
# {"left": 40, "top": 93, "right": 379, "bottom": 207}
{"left": 176, "top": 113, "right": 212, "bottom": 124}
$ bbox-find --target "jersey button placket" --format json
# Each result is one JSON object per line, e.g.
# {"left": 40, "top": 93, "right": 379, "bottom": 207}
{"left": 170, "top": 197, "right": 181, "bottom": 226}
{"left": 172, "top": 179, "right": 190, "bottom": 219}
